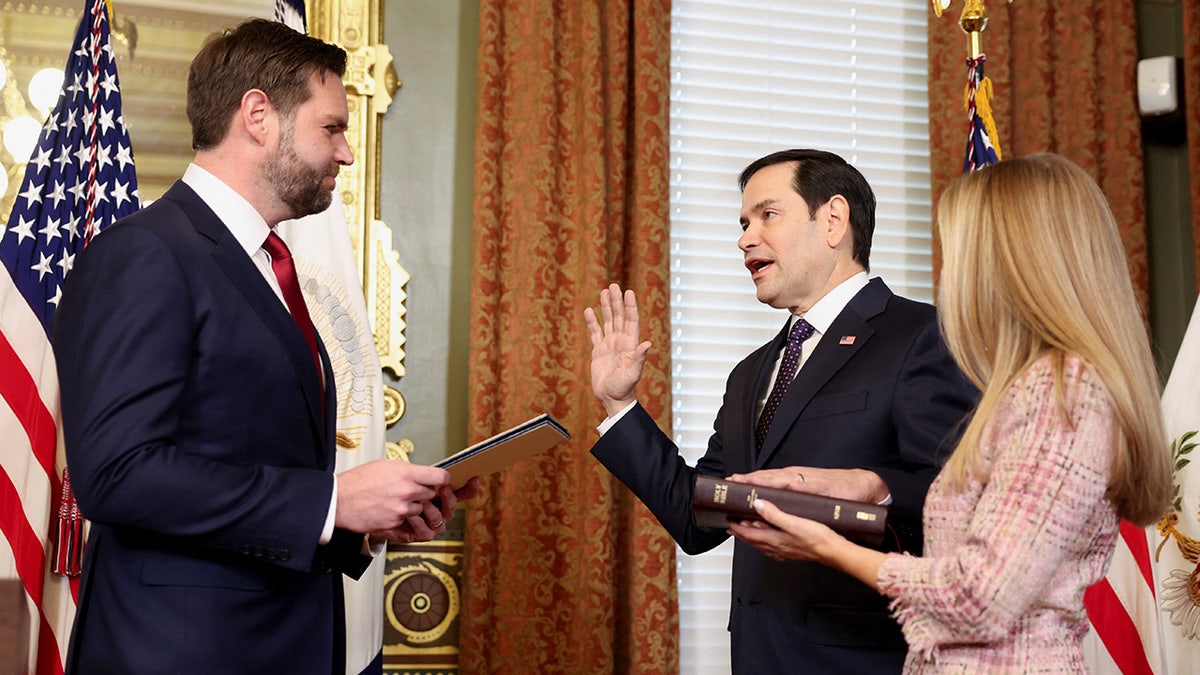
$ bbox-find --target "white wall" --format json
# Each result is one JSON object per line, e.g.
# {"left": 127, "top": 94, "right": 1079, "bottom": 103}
{"left": 381, "top": 0, "right": 479, "bottom": 463}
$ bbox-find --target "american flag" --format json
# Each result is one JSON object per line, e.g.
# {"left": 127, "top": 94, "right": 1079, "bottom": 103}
{"left": 961, "top": 54, "right": 1001, "bottom": 173}
{"left": 275, "top": 0, "right": 306, "bottom": 31}
{"left": 0, "top": 1, "right": 139, "bottom": 673}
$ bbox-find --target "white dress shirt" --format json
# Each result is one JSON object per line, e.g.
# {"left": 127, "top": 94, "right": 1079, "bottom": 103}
{"left": 752, "top": 272, "right": 868, "bottom": 419}
{"left": 599, "top": 271, "right": 870, "bottom": 433}
{"left": 181, "top": 164, "right": 340, "bottom": 545}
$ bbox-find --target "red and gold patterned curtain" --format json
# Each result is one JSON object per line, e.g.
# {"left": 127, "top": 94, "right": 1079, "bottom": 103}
{"left": 1185, "top": 0, "right": 1200, "bottom": 290}
{"left": 928, "top": 1, "right": 1149, "bottom": 309}
{"left": 458, "top": 1, "right": 677, "bottom": 673}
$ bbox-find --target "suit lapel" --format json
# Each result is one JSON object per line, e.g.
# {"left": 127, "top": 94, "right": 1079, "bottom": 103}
{"left": 755, "top": 278, "right": 890, "bottom": 467}
{"left": 162, "top": 182, "right": 329, "bottom": 457}
{"left": 318, "top": 336, "right": 337, "bottom": 468}
{"left": 737, "top": 320, "right": 790, "bottom": 469}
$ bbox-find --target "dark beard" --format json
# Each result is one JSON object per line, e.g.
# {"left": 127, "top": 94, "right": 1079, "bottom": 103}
{"left": 264, "top": 126, "right": 337, "bottom": 219}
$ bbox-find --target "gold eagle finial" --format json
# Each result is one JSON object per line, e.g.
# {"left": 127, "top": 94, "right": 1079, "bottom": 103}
{"left": 932, "top": 1, "right": 1014, "bottom": 59}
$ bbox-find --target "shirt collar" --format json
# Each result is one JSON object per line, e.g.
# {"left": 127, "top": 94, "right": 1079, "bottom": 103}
{"left": 182, "top": 163, "right": 271, "bottom": 257}
{"left": 795, "top": 271, "right": 869, "bottom": 334}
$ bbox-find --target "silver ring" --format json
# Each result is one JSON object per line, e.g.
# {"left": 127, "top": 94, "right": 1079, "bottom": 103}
{"left": 430, "top": 519, "right": 445, "bottom": 528}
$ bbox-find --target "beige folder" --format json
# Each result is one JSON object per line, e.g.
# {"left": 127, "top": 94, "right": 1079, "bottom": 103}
{"left": 436, "top": 413, "right": 570, "bottom": 488}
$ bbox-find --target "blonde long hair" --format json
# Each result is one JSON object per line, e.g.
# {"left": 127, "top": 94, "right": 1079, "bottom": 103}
{"left": 936, "top": 153, "right": 1171, "bottom": 526}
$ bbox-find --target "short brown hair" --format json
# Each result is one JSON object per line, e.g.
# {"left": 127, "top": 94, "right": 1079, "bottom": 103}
{"left": 739, "top": 149, "right": 877, "bottom": 270}
{"left": 187, "top": 18, "right": 347, "bottom": 150}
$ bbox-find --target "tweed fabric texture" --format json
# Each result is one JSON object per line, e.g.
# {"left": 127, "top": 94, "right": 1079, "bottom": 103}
{"left": 877, "top": 356, "right": 1119, "bottom": 673}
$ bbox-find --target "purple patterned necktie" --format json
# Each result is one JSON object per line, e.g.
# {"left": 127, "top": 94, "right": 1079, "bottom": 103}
{"left": 755, "top": 318, "right": 815, "bottom": 449}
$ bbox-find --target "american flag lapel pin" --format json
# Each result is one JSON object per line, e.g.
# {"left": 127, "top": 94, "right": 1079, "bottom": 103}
{"left": 839, "top": 335, "right": 856, "bottom": 345}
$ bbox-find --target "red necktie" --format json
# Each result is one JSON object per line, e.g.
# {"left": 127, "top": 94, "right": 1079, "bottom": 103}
{"left": 262, "top": 231, "right": 322, "bottom": 382}
{"left": 755, "top": 318, "right": 815, "bottom": 449}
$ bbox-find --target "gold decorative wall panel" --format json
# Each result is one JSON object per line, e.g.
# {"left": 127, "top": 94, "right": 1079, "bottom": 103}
{"left": 384, "top": 540, "right": 465, "bottom": 672}
{"left": 308, "top": 0, "right": 410, "bottom": 386}
{"left": 1, "top": 2, "right": 444, "bottom": 669}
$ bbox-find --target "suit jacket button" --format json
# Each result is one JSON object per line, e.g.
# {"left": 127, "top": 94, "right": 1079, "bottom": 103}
{"left": 241, "top": 545, "right": 252, "bottom": 556}
{"left": 254, "top": 546, "right": 265, "bottom": 557}
{"left": 279, "top": 550, "right": 291, "bottom": 562}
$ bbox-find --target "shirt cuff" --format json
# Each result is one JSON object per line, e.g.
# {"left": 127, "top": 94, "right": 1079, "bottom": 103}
{"left": 365, "top": 535, "right": 387, "bottom": 557}
{"left": 596, "top": 400, "right": 638, "bottom": 435}
{"left": 319, "top": 477, "right": 337, "bottom": 545}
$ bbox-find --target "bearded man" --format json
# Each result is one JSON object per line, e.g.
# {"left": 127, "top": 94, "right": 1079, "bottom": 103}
{"left": 53, "top": 19, "right": 476, "bottom": 674}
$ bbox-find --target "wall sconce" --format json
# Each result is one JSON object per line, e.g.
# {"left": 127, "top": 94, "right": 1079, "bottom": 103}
{"left": 0, "top": 6, "right": 136, "bottom": 222}
{"left": 0, "top": 46, "right": 65, "bottom": 222}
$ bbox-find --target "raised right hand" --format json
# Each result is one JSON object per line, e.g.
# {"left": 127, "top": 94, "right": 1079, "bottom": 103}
{"left": 583, "top": 283, "right": 652, "bottom": 416}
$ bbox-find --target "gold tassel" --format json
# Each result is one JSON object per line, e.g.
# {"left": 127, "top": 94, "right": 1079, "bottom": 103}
{"left": 974, "top": 76, "right": 1003, "bottom": 160}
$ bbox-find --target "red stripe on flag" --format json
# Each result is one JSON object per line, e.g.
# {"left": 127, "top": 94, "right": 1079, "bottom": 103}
{"left": 0, "top": 469, "right": 66, "bottom": 675}
{"left": 0, "top": 329, "right": 58, "bottom": 478}
{"left": 1085, "top": 578, "right": 1155, "bottom": 675}
{"left": 35, "top": 610, "right": 66, "bottom": 675}
{"left": 2, "top": 301, "right": 72, "bottom": 675}
{"left": 0, "top": 327, "right": 57, "bottom": 605}
{"left": 0, "top": 468, "right": 48, "bottom": 606}
{"left": 1120, "top": 518, "right": 1156, "bottom": 595}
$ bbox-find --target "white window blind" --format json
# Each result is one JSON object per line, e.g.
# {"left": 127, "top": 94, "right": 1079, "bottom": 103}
{"left": 668, "top": 2, "right": 933, "bottom": 672}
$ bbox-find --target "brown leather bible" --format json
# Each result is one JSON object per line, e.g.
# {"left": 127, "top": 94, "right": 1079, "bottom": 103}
{"left": 693, "top": 474, "right": 888, "bottom": 546}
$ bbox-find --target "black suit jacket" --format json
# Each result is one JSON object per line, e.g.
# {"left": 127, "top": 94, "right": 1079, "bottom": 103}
{"left": 591, "top": 278, "right": 977, "bottom": 674}
{"left": 54, "top": 181, "right": 371, "bottom": 674}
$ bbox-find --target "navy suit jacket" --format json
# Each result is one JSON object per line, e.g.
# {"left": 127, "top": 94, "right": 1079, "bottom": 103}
{"left": 54, "top": 181, "right": 371, "bottom": 674}
{"left": 591, "top": 278, "right": 977, "bottom": 674}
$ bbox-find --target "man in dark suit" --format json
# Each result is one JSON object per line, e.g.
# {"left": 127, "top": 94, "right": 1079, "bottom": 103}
{"left": 53, "top": 19, "right": 475, "bottom": 674}
{"left": 584, "top": 149, "right": 976, "bottom": 673}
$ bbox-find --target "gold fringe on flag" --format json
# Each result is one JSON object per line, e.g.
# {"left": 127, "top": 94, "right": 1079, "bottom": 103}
{"left": 963, "top": 69, "right": 1003, "bottom": 161}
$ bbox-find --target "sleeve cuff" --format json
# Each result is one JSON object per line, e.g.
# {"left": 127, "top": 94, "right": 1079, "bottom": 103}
{"left": 319, "top": 477, "right": 337, "bottom": 545}
{"left": 596, "top": 400, "right": 638, "bottom": 436}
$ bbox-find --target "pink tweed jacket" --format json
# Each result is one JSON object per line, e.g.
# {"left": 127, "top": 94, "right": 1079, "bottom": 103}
{"left": 877, "top": 356, "right": 1119, "bottom": 673}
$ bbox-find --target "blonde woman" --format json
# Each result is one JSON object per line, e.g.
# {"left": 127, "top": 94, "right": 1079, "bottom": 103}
{"left": 728, "top": 153, "right": 1173, "bottom": 672}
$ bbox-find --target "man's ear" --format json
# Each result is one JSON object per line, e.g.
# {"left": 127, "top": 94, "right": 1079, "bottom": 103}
{"left": 824, "top": 194, "right": 852, "bottom": 249}
{"left": 240, "top": 89, "right": 272, "bottom": 145}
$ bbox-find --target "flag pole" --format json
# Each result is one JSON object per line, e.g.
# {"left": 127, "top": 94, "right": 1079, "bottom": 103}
{"left": 958, "top": 0, "right": 988, "bottom": 60}
{"left": 931, "top": 0, "right": 1012, "bottom": 58}
{"left": 933, "top": 0, "right": 1007, "bottom": 172}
